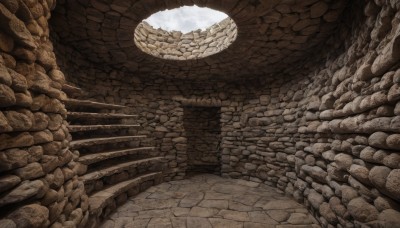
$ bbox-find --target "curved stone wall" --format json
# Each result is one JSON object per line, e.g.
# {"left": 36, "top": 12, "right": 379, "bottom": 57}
{"left": 134, "top": 18, "right": 237, "bottom": 60}
{"left": 1, "top": 0, "right": 400, "bottom": 227}
{"left": 233, "top": 1, "right": 400, "bottom": 226}
{"left": 0, "top": 1, "right": 88, "bottom": 227}
{"left": 50, "top": 0, "right": 400, "bottom": 226}
{"left": 50, "top": 0, "right": 348, "bottom": 80}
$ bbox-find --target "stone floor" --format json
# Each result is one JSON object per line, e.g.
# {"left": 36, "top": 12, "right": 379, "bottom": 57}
{"left": 101, "top": 174, "right": 320, "bottom": 228}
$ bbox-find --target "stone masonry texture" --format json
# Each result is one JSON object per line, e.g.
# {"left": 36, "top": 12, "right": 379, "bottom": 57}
{"left": 0, "top": 0, "right": 400, "bottom": 227}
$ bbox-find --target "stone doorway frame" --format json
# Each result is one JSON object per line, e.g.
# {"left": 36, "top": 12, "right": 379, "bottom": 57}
{"left": 173, "top": 96, "right": 223, "bottom": 175}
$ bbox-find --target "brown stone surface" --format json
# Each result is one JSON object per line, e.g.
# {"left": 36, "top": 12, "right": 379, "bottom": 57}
{"left": 69, "top": 135, "right": 146, "bottom": 149}
{"left": 348, "top": 197, "right": 379, "bottom": 222}
{"left": 2, "top": 1, "right": 400, "bottom": 228}
{"left": 135, "top": 19, "right": 237, "bottom": 61}
{"left": 0, "top": 1, "right": 89, "bottom": 227}
{"left": 68, "top": 124, "right": 140, "bottom": 133}
{"left": 64, "top": 98, "right": 127, "bottom": 110}
{"left": 80, "top": 157, "right": 163, "bottom": 183}
{"left": 7, "top": 204, "right": 49, "bottom": 228}
{"left": 51, "top": 0, "right": 348, "bottom": 81}
{"left": 101, "top": 174, "right": 318, "bottom": 228}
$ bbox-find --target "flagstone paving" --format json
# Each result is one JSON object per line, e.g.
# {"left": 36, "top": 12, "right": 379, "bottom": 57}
{"left": 101, "top": 174, "right": 320, "bottom": 228}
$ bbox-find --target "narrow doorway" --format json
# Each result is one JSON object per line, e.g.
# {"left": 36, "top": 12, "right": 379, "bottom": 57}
{"left": 183, "top": 107, "right": 221, "bottom": 174}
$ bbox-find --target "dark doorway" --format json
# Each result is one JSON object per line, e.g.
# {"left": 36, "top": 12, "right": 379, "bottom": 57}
{"left": 183, "top": 107, "right": 221, "bottom": 174}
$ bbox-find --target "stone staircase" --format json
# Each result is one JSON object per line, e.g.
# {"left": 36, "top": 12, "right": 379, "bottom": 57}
{"left": 62, "top": 84, "right": 164, "bottom": 227}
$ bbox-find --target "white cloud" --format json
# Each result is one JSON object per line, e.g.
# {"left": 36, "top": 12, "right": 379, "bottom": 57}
{"left": 144, "top": 5, "right": 228, "bottom": 33}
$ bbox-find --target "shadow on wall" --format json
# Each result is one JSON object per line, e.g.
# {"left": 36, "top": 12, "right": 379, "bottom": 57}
{"left": 183, "top": 106, "right": 222, "bottom": 174}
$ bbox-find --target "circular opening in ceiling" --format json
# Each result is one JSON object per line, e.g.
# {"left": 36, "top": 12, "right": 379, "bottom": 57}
{"left": 134, "top": 5, "right": 237, "bottom": 61}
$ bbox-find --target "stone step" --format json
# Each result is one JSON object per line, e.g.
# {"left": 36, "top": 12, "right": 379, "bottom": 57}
{"left": 62, "top": 84, "right": 85, "bottom": 97}
{"left": 70, "top": 135, "right": 146, "bottom": 149}
{"left": 68, "top": 124, "right": 140, "bottom": 132}
{"left": 65, "top": 98, "right": 127, "bottom": 110}
{"left": 80, "top": 157, "right": 163, "bottom": 184}
{"left": 78, "top": 147, "right": 155, "bottom": 165}
{"left": 67, "top": 112, "right": 137, "bottom": 119}
{"left": 88, "top": 172, "right": 162, "bottom": 215}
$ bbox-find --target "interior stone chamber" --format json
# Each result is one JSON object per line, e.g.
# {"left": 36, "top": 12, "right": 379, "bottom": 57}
{"left": 1, "top": 0, "right": 400, "bottom": 227}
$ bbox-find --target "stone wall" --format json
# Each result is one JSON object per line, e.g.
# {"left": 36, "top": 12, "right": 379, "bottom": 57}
{"left": 304, "top": 0, "right": 400, "bottom": 223}
{"left": 51, "top": 0, "right": 400, "bottom": 227}
{"left": 51, "top": 62, "right": 247, "bottom": 181}
{"left": 50, "top": 0, "right": 348, "bottom": 81}
{"left": 134, "top": 18, "right": 237, "bottom": 60}
{"left": 0, "top": 0, "right": 88, "bottom": 227}
{"left": 0, "top": 0, "right": 394, "bottom": 227}
{"left": 183, "top": 107, "right": 221, "bottom": 173}
{"left": 231, "top": 1, "right": 400, "bottom": 227}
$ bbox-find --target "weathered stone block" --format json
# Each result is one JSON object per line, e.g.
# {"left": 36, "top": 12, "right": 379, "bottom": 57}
{"left": 14, "top": 162, "right": 45, "bottom": 180}
{"left": 0, "top": 175, "right": 21, "bottom": 194}
{"left": 0, "top": 180, "right": 44, "bottom": 207}
{"left": 368, "top": 132, "right": 389, "bottom": 149}
{"left": 334, "top": 153, "right": 352, "bottom": 171}
{"left": 7, "top": 204, "right": 49, "bottom": 227}
{"left": 0, "top": 83, "right": 16, "bottom": 107}
{"left": 385, "top": 169, "right": 400, "bottom": 201}
{"left": 348, "top": 197, "right": 378, "bottom": 222}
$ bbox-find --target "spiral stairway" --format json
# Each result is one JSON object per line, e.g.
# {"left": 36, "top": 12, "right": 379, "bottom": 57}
{"left": 62, "top": 84, "right": 165, "bottom": 227}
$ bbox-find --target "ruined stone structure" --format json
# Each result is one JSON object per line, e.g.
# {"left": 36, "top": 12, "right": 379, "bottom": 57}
{"left": 1, "top": 0, "right": 400, "bottom": 227}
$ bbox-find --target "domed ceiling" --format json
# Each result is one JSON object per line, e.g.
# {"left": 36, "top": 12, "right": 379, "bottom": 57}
{"left": 51, "top": 0, "right": 349, "bottom": 81}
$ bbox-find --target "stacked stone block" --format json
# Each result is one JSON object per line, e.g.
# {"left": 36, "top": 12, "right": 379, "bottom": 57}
{"left": 134, "top": 18, "right": 237, "bottom": 60}
{"left": 49, "top": 1, "right": 400, "bottom": 227}
{"left": 286, "top": 2, "right": 400, "bottom": 226}
{"left": 0, "top": 0, "right": 398, "bottom": 227}
{"left": 0, "top": 0, "right": 88, "bottom": 227}
{"left": 50, "top": 0, "right": 348, "bottom": 80}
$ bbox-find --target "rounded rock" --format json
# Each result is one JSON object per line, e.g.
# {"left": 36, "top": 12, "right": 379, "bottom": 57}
{"left": 7, "top": 204, "right": 49, "bottom": 227}
{"left": 310, "top": 1, "right": 329, "bottom": 18}
{"left": 368, "top": 132, "right": 389, "bottom": 149}
{"left": 378, "top": 209, "right": 400, "bottom": 227}
{"left": 319, "top": 202, "right": 338, "bottom": 224}
{"left": 385, "top": 169, "right": 400, "bottom": 201}
{"left": 348, "top": 164, "right": 371, "bottom": 185}
{"left": 347, "top": 197, "right": 378, "bottom": 222}
{"left": 0, "top": 219, "right": 16, "bottom": 228}
{"left": 369, "top": 166, "right": 391, "bottom": 189}
{"left": 334, "top": 153, "right": 353, "bottom": 171}
{"left": 0, "top": 84, "right": 16, "bottom": 107}
{"left": 386, "top": 134, "right": 400, "bottom": 150}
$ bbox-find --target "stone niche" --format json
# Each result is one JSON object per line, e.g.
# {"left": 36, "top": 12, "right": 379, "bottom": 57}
{"left": 183, "top": 107, "right": 221, "bottom": 174}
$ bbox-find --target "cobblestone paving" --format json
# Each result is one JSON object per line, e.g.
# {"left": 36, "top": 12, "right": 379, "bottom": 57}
{"left": 101, "top": 174, "right": 320, "bottom": 228}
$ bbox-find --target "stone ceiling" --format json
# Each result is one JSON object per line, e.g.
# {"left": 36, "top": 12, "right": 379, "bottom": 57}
{"left": 134, "top": 18, "right": 238, "bottom": 61}
{"left": 51, "top": 0, "right": 349, "bottom": 81}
